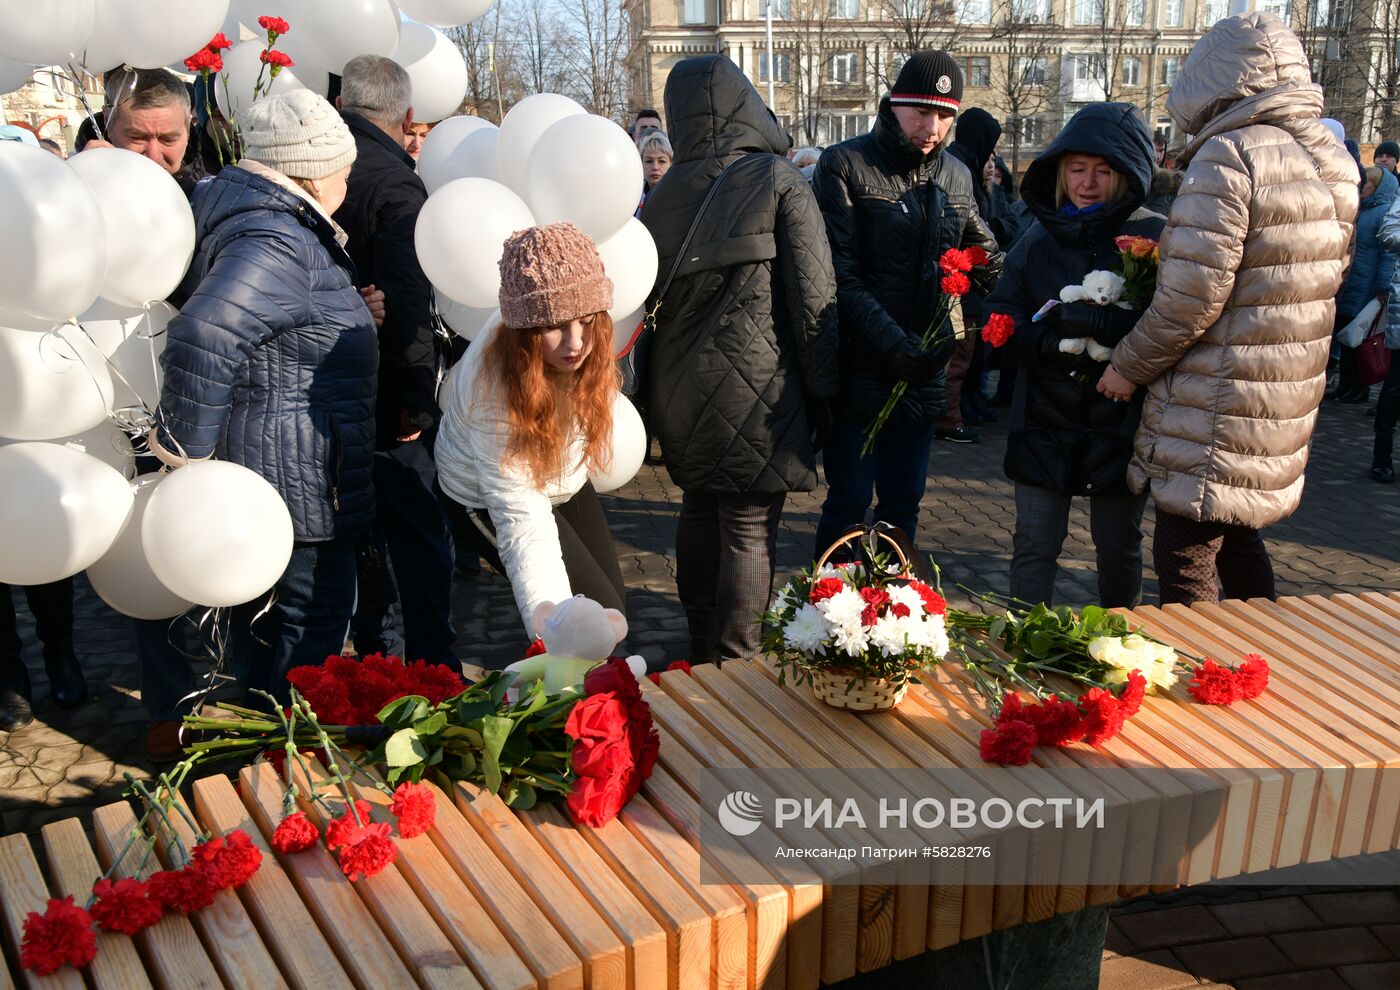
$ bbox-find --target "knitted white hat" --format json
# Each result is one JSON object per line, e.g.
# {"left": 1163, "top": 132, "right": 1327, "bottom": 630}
{"left": 240, "top": 89, "right": 356, "bottom": 180}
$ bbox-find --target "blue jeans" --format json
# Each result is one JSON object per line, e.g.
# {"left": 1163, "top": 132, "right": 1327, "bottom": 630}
{"left": 351, "top": 441, "right": 457, "bottom": 663}
{"left": 139, "top": 535, "right": 359, "bottom": 716}
{"left": 813, "top": 414, "right": 938, "bottom": 555}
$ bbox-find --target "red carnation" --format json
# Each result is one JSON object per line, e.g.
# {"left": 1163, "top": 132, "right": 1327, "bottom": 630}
{"left": 907, "top": 581, "right": 946, "bottom": 616}
{"left": 1186, "top": 659, "right": 1239, "bottom": 706}
{"left": 325, "top": 799, "right": 375, "bottom": 850}
{"left": 208, "top": 33, "right": 234, "bottom": 51}
{"left": 390, "top": 782, "right": 436, "bottom": 838}
{"left": 336, "top": 822, "right": 397, "bottom": 881}
{"left": 964, "top": 245, "right": 989, "bottom": 267}
{"left": 997, "top": 693, "right": 1085, "bottom": 747}
{"left": 1236, "top": 654, "right": 1270, "bottom": 700}
{"left": 258, "top": 15, "right": 291, "bottom": 35}
{"left": 184, "top": 48, "right": 223, "bottom": 74}
{"left": 148, "top": 866, "right": 218, "bottom": 915}
{"left": 941, "top": 271, "right": 972, "bottom": 296}
{"left": 524, "top": 637, "right": 547, "bottom": 658}
{"left": 938, "top": 248, "right": 972, "bottom": 274}
{"left": 647, "top": 659, "right": 693, "bottom": 685}
{"left": 1118, "top": 669, "right": 1147, "bottom": 718}
{"left": 979, "top": 720, "right": 1037, "bottom": 765}
{"left": 89, "top": 878, "right": 163, "bottom": 936}
{"left": 19, "top": 897, "right": 95, "bottom": 975}
{"left": 1078, "top": 687, "right": 1126, "bottom": 746}
{"left": 271, "top": 812, "right": 319, "bottom": 854}
{"left": 809, "top": 577, "right": 845, "bottom": 603}
{"left": 981, "top": 313, "right": 1015, "bottom": 348}
{"left": 191, "top": 830, "right": 262, "bottom": 891}
{"left": 261, "top": 49, "right": 294, "bottom": 71}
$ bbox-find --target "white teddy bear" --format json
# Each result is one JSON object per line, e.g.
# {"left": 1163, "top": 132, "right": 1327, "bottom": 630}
{"left": 1057, "top": 270, "right": 1130, "bottom": 362}
{"left": 501, "top": 595, "right": 647, "bottom": 701}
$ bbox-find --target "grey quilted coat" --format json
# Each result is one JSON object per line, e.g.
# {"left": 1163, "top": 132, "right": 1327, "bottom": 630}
{"left": 1110, "top": 12, "right": 1358, "bottom": 529}
{"left": 640, "top": 55, "right": 839, "bottom": 493}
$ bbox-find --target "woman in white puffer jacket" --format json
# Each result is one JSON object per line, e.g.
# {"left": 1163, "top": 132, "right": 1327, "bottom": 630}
{"left": 436, "top": 224, "right": 627, "bottom": 638}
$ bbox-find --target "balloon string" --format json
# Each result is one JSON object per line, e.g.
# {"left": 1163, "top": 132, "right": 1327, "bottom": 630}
{"left": 167, "top": 588, "right": 279, "bottom": 731}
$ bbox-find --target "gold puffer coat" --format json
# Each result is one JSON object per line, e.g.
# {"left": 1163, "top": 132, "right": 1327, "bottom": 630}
{"left": 1111, "top": 12, "right": 1358, "bottom": 528}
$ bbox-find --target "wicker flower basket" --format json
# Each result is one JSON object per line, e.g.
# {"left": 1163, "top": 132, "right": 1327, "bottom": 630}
{"left": 811, "top": 667, "right": 908, "bottom": 712}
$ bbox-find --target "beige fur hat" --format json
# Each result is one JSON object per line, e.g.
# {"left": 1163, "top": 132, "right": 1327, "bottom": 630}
{"left": 498, "top": 223, "right": 614, "bottom": 330}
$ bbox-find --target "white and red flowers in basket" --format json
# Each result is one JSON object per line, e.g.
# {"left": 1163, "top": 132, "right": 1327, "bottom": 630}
{"left": 764, "top": 558, "right": 950, "bottom": 686}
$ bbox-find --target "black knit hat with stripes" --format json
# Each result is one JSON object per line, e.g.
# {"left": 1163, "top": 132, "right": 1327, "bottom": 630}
{"left": 890, "top": 51, "right": 963, "bottom": 115}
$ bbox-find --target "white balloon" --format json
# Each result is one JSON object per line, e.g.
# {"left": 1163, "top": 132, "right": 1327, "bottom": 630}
{"left": 0, "top": 0, "right": 96, "bottom": 66}
{"left": 416, "top": 177, "right": 534, "bottom": 308}
{"left": 219, "top": 0, "right": 263, "bottom": 38}
{"left": 0, "top": 55, "right": 34, "bottom": 94}
{"left": 87, "top": 474, "right": 194, "bottom": 620}
{"left": 0, "top": 143, "right": 106, "bottom": 323}
{"left": 0, "top": 324, "right": 115, "bottom": 440}
{"left": 0, "top": 443, "right": 134, "bottom": 585}
{"left": 589, "top": 393, "right": 646, "bottom": 494}
{"left": 595, "top": 218, "right": 659, "bottom": 321}
{"left": 392, "top": 20, "right": 467, "bottom": 123}
{"left": 495, "top": 94, "right": 584, "bottom": 196}
{"left": 0, "top": 422, "right": 135, "bottom": 478}
{"left": 610, "top": 306, "right": 644, "bottom": 358}
{"left": 524, "top": 114, "right": 644, "bottom": 242}
{"left": 418, "top": 118, "right": 496, "bottom": 192}
{"left": 76, "top": 299, "right": 173, "bottom": 411}
{"left": 68, "top": 149, "right": 195, "bottom": 307}
{"left": 292, "top": 0, "right": 400, "bottom": 73}
{"left": 214, "top": 39, "right": 328, "bottom": 118}
{"left": 396, "top": 0, "right": 493, "bottom": 27}
{"left": 437, "top": 297, "right": 495, "bottom": 341}
{"left": 90, "top": 0, "right": 229, "bottom": 70}
{"left": 142, "top": 461, "right": 294, "bottom": 608}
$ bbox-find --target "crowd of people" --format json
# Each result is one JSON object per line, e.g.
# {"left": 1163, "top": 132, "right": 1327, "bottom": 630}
{"left": 0, "top": 11, "right": 1377, "bottom": 756}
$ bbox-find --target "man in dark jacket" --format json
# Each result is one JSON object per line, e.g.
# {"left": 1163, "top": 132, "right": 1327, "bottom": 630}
{"left": 811, "top": 52, "right": 1001, "bottom": 554}
{"left": 641, "top": 55, "right": 838, "bottom": 664}
{"left": 334, "top": 55, "right": 456, "bottom": 664}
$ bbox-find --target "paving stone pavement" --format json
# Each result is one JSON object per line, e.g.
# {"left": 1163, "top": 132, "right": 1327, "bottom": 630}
{"left": 1, "top": 397, "right": 1397, "bottom": 986}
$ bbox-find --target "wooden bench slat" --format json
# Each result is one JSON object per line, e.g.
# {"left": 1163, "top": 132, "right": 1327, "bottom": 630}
{"left": 0, "top": 833, "right": 86, "bottom": 990}
{"left": 90, "top": 802, "right": 223, "bottom": 989}
{"left": 39, "top": 818, "right": 153, "bottom": 990}
{"left": 190, "top": 774, "right": 349, "bottom": 990}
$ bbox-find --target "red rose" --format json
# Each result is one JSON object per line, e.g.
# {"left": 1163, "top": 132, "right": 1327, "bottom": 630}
{"left": 390, "top": 782, "right": 436, "bottom": 839}
{"left": 1235, "top": 654, "right": 1270, "bottom": 700}
{"left": 567, "top": 771, "right": 631, "bottom": 826}
{"left": 938, "top": 248, "right": 972, "bottom": 274}
{"left": 1186, "top": 659, "right": 1239, "bottom": 706}
{"left": 941, "top": 272, "right": 972, "bottom": 296}
{"left": 89, "top": 878, "right": 163, "bottom": 936}
{"left": 573, "top": 736, "right": 635, "bottom": 779}
{"left": 635, "top": 727, "right": 660, "bottom": 780}
{"left": 1078, "top": 687, "right": 1126, "bottom": 746}
{"left": 809, "top": 577, "right": 845, "bottom": 603}
{"left": 325, "top": 800, "right": 375, "bottom": 850}
{"left": 148, "top": 866, "right": 218, "bottom": 915}
{"left": 19, "top": 897, "right": 95, "bottom": 975}
{"left": 981, "top": 313, "right": 1015, "bottom": 348}
{"left": 979, "top": 720, "right": 1037, "bottom": 765}
{"left": 258, "top": 15, "right": 291, "bottom": 35}
{"left": 891, "top": 602, "right": 911, "bottom": 618}
{"left": 583, "top": 657, "right": 640, "bottom": 704}
{"left": 271, "top": 812, "right": 319, "bottom": 854}
{"left": 208, "top": 32, "right": 234, "bottom": 51}
{"left": 336, "top": 822, "right": 397, "bottom": 881}
{"left": 565, "top": 694, "right": 631, "bottom": 743}
{"left": 191, "top": 830, "right": 262, "bottom": 891}
{"left": 964, "top": 245, "right": 989, "bottom": 266}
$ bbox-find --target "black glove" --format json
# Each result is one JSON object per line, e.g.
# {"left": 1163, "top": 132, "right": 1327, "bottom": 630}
{"left": 808, "top": 399, "right": 833, "bottom": 454}
{"left": 1055, "top": 301, "right": 1141, "bottom": 348}
{"left": 887, "top": 337, "right": 944, "bottom": 384}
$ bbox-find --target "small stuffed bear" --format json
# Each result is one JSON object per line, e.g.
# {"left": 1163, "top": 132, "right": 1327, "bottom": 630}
{"left": 1058, "top": 270, "right": 1129, "bottom": 361}
{"left": 503, "top": 596, "right": 646, "bottom": 699}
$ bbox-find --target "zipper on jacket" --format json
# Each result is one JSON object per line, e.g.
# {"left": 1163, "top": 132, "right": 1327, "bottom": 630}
{"left": 329, "top": 414, "right": 343, "bottom": 512}
{"left": 858, "top": 193, "right": 910, "bottom": 213}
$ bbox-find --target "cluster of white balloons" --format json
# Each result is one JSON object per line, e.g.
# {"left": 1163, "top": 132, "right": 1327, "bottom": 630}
{"left": 0, "top": 138, "right": 295, "bottom": 616}
{"left": 418, "top": 94, "right": 655, "bottom": 492}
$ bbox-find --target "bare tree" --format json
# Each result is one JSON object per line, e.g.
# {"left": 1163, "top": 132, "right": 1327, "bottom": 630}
{"left": 1359, "top": 0, "right": 1400, "bottom": 140}
{"left": 1293, "top": 0, "right": 1368, "bottom": 134}
{"left": 869, "top": 0, "right": 963, "bottom": 91}
{"left": 1077, "top": 0, "right": 1141, "bottom": 106}
{"left": 557, "top": 0, "right": 631, "bottom": 118}
{"left": 447, "top": 3, "right": 516, "bottom": 122}
{"left": 781, "top": 0, "right": 861, "bottom": 144}
{"left": 515, "top": 0, "right": 570, "bottom": 97}
{"left": 986, "top": 0, "right": 1061, "bottom": 172}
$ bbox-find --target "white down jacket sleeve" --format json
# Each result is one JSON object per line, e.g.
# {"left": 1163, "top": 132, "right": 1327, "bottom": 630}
{"left": 435, "top": 345, "right": 574, "bottom": 637}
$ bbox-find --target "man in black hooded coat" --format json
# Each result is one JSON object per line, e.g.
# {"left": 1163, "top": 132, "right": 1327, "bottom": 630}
{"left": 641, "top": 55, "right": 839, "bottom": 664}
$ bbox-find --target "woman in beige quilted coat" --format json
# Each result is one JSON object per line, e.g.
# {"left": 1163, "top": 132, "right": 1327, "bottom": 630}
{"left": 1096, "top": 11, "right": 1358, "bottom": 605}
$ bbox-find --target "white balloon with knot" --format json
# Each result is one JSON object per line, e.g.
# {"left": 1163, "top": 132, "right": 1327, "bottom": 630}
{"left": 417, "top": 116, "right": 497, "bottom": 193}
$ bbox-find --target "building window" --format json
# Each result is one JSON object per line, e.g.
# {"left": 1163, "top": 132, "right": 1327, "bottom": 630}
{"left": 828, "top": 0, "right": 859, "bottom": 16}
{"left": 1124, "top": 0, "right": 1145, "bottom": 24}
{"left": 827, "top": 51, "right": 859, "bottom": 83}
{"left": 759, "top": 52, "right": 792, "bottom": 83}
{"left": 1258, "top": 0, "right": 1290, "bottom": 17}
{"left": 1163, "top": 0, "right": 1182, "bottom": 26}
{"left": 767, "top": 0, "right": 791, "bottom": 18}
{"left": 968, "top": 56, "right": 991, "bottom": 87}
{"left": 1121, "top": 56, "right": 1141, "bottom": 86}
{"left": 958, "top": 0, "right": 991, "bottom": 23}
{"left": 1073, "top": 0, "right": 1103, "bottom": 24}
{"left": 1010, "top": 0, "right": 1051, "bottom": 18}
{"left": 824, "top": 113, "right": 872, "bottom": 142}
{"left": 1162, "top": 56, "right": 1180, "bottom": 86}
{"left": 1072, "top": 54, "right": 1105, "bottom": 81}
{"left": 898, "top": 0, "right": 927, "bottom": 15}
{"left": 1203, "top": 0, "right": 1228, "bottom": 23}
{"left": 1311, "top": 0, "right": 1330, "bottom": 26}
{"left": 1015, "top": 56, "right": 1048, "bottom": 85}
{"left": 1017, "top": 116, "right": 1047, "bottom": 145}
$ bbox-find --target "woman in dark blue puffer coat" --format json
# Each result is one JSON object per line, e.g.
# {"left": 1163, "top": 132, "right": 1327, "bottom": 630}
{"left": 152, "top": 90, "right": 377, "bottom": 705}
